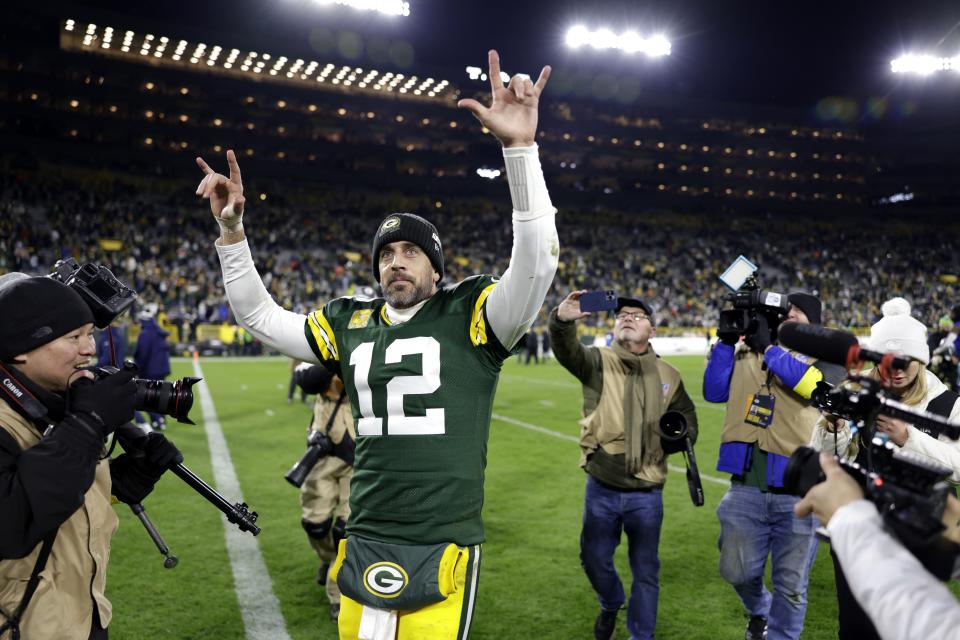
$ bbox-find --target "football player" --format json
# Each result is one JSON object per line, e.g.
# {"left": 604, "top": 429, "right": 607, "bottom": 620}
{"left": 196, "top": 49, "right": 557, "bottom": 639}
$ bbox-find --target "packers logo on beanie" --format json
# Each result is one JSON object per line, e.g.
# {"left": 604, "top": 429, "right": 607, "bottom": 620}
{"left": 371, "top": 213, "right": 444, "bottom": 284}
{"left": 0, "top": 276, "right": 95, "bottom": 362}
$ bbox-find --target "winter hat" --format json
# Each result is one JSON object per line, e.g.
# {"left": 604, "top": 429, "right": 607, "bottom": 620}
{"left": 869, "top": 297, "right": 930, "bottom": 365}
{"left": 939, "top": 315, "right": 954, "bottom": 331}
{"left": 787, "top": 292, "right": 822, "bottom": 325}
{"left": 0, "top": 276, "right": 95, "bottom": 361}
{"left": 371, "top": 213, "right": 444, "bottom": 284}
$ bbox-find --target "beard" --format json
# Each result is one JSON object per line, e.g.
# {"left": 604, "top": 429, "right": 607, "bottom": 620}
{"left": 382, "top": 275, "right": 434, "bottom": 309}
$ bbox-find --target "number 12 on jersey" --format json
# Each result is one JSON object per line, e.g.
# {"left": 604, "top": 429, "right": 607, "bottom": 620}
{"left": 349, "top": 336, "right": 446, "bottom": 436}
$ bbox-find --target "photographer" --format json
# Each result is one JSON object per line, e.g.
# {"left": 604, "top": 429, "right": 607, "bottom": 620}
{"left": 292, "top": 364, "right": 354, "bottom": 622}
{"left": 795, "top": 452, "right": 960, "bottom": 640}
{"left": 703, "top": 292, "right": 844, "bottom": 640}
{"left": 550, "top": 292, "right": 698, "bottom": 640}
{"left": 0, "top": 274, "right": 180, "bottom": 640}
{"left": 808, "top": 297, "right": 960, "bottom": 639}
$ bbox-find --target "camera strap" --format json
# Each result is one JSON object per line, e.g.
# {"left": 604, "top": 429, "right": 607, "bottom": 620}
{"left": 0, "top": 412, "right": 60, "bottom": 638}
{"left": 0, "top": 530, "right": 58, "bottom": 639}
{"left": 682, "top": 442, "right": 705, "bottom": 507}
{"left": 0, "top": 364, "right": 49, "bottom": 424}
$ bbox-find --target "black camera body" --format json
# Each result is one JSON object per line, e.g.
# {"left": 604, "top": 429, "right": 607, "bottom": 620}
{"left": 49, "top": 258, "right": 137, "bottom": 329}
{"left": 285, "top": 430, "right": 335, "bottom": 488}
{"left": 88, "top": 364, "right": 201, "bottom": 425}
{"left": 718, "top": 275, "right": 789, "bottom": 338}
{"left": 785, "top": 439, "right": 953, "bottom": 553}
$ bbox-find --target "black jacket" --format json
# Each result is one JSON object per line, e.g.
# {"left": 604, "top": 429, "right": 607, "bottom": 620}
{"left": 0, "top": 366, "right": 157, "bottom": 559}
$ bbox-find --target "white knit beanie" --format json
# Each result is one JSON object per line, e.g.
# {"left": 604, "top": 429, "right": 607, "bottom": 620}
{"left": 868, "top": 297, "right": 930, "bottom": 364}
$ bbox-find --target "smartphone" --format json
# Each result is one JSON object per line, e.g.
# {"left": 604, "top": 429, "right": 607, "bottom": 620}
{"left": 579, "top": 290, "right": 618, "bottom": 313}
{"left": 719, "top": 255, "right": 758, "bottom": 291}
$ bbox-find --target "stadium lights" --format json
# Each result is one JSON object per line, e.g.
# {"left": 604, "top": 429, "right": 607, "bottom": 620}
{"left": 466, "top": 66, "right": 523, "bottom": 84}
{"left": 565, "top": 25, "right": 671, "bottom": 56}
{"left": 312, "top": 0, "right": 410, "bottom": 17}
{"left": 476, "top": 168, "right": 502, "bottom": 179}
{"left": 890, "top": 53, "right": 960, "bottom": 75}
{"left": 62, "top": 20, "right": 454, "bottom": 103}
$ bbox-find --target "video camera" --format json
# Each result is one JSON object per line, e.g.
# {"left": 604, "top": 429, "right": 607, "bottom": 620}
{"left": 776, "top": 321, "right": 960, "bottom": 574}
{"left": 785, "top": 439, "right": 957, "bottom": 577}
{"left": 717, "top": 256, "right": 789, "bottom": 338}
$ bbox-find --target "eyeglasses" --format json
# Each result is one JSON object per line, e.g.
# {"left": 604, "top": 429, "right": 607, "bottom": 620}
{"left": 615, "top": 312, "right": 650, "bottom": 322}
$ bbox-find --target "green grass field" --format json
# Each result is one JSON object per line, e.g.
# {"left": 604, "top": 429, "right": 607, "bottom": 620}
{"left": 106, "top": 354, "right": 849, "bottom": 639}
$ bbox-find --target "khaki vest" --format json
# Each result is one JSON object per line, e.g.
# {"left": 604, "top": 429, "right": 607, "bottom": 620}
{"left": 720, "top": 346, "right": 820, "bottom": 458}
{"left": 578, "top": 348, "right": 683, "bottom": 486}
{"left": 311, "top": 390, "right": 356, "bottom": 443}
{"left": 0, "top": 402, "right": 118, "bottom": 640}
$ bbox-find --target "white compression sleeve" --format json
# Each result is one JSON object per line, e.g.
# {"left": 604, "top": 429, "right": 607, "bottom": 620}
{"left": 215, "top": 239, "right": 318, "bottom": 362}
{"left": 486, "top": 144, "right": 559, "bottom": 351}
{"left": 828, "top": 500, "right": 960, "bottom": 640}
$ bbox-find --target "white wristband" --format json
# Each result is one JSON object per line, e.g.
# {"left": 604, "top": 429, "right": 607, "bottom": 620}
{"left": 215, "top": 201, "right": 244, "bottom": 232}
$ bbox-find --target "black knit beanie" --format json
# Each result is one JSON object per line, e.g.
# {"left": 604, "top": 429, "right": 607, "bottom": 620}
{"left": 371, "top": 213, "right": 444, "bottom": 284}
{"left": 787, "top": 292, "right": 822, "bottom": 325}
{"left": 0, "top": 276, "right": 95, "bottom": 361}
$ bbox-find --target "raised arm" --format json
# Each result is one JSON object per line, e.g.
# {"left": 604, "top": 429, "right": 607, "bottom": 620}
{"left": 458, "top": 50, "right": 559, "bottom": 350}
{"left": 197, "top": 151, "right": 317, "bottom": 362}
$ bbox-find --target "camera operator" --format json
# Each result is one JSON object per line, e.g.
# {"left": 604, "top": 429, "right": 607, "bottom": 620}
{"left": 0, "top": 274, "right": 180, "bottom": 640}
{"left": 808, "top": 297, "right": 960, "bottom": 640}
{"left": 292, "top": 364, "right": 354, "bottom": 622}
{"left": 703, "top": 292, "right": 844, "bottom": 640}
{"left": 550, "top": 292, "right": 698, "bottom": 640}
{"left": 795, "top": 452, "right": 960, "bottom": 640}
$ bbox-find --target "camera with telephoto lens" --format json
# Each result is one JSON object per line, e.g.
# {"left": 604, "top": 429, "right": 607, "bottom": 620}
{"left": 285, "top": 430, "right": 334, "bottom": 488}
{"left": 87, "top": 363, "right": 201, "bottom": 425}
{"left": 658, "top": 411, "right": 705, "bottom": 506}
{"left": 784, "top": 438, "right": 957, "bottom": 576}
{"left": 49, "top": 258, "right": 137, "bottom": 328}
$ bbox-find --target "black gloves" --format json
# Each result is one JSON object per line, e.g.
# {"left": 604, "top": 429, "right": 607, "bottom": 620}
{"left": 110, "top": 427, "right": 183, "bottom": 504}
{"left": 745, "top": 315, "right": 774, "bottom": 353}
{"left": 139, "top": 431, "right": 184, "bottom": 476}
{"left": 717, "top": 327, "right": 741, "bottom": 346}
{"left": 70, "top": 369, "right": 137, "bottom": 437}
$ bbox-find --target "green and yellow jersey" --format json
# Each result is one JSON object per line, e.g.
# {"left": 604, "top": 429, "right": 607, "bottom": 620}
{"left": 303, "top": 275, "right": 512, "bottom": 546}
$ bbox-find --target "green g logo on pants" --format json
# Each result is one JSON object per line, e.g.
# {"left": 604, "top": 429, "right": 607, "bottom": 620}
{"left": 363, "top": 562, "right": 408, "bottom": 598}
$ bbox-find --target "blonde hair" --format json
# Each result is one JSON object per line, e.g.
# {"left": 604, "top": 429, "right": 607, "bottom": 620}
{"left": 867, "top": 362, "right": 928, "bottom": 406}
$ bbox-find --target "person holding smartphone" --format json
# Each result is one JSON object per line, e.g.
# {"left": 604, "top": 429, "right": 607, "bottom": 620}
{"left": 549, "top": 291, "right": 698, "bottom": 640}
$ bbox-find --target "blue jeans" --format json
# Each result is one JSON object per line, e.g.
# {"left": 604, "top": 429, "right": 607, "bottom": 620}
{"left": 580, "top": 475, "right": 663, "bottom": 640}
{"left": 716, "top": 484, "right": 818, "bottom": 640}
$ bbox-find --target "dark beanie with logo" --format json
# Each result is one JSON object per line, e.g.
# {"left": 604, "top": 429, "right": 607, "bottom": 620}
{"left": 371, "top": 213, "right": 444, "bottom": 284}
{"left": 787, "top": 292, "right": 822, "bottom": 325}
{"left": 0, "top": 275, "right": 95, "bottom": 362}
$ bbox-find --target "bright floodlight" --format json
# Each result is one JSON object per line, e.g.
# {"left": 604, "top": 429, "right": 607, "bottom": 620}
{"left": 313, "top": 0, "right": 410, "bottom": 17}
{"left": 565, "top": 26, "right": 671, "bottom": 56}
{"left": 891, "top": 53, "right": 960, "bottom": 75}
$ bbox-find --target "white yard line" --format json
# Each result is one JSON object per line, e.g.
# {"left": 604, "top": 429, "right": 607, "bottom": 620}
{"left": 491, "top": 413, "right": 729, "bottom": 486}
{"left": 193, "top": 359, "right": 292, "bottom": 640}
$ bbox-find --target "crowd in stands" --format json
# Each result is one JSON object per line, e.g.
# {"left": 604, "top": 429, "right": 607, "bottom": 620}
{"left": 3, "top": 165, "right": 958, "bottom": 344}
